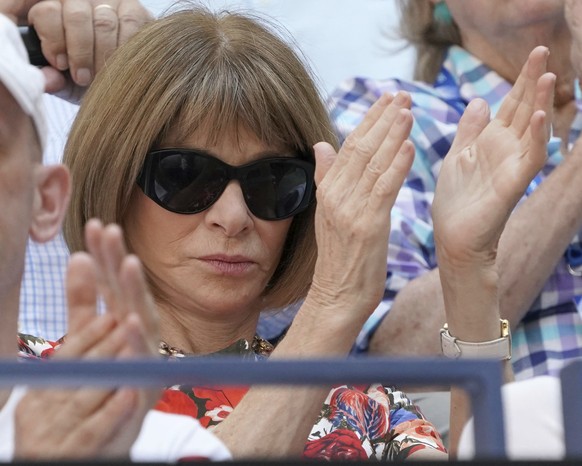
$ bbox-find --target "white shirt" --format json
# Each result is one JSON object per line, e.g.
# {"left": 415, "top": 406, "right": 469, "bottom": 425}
{"left": 458, "top": 376, "right": 565, "bottom": 460}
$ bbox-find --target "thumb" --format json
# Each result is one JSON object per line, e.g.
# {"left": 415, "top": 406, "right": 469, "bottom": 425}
{"left": 41, "top": 67, "right": 67, "bottom": 93}
{"left": 313, "top": 141, "right": 337, "bottom": 186}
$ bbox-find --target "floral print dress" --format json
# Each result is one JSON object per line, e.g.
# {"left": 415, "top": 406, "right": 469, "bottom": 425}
{"left": 18, "top": 333, "right": 446, "bottom": 461}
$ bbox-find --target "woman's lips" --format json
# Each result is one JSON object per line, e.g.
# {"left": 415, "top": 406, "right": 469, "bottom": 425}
{"left": 198, "top": 255, "right": 256, "bottom": 276}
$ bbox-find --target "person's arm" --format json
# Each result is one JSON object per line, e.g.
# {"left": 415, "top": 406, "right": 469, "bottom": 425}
{"left": 214, "top": 91, "right": 419, "bottom": 458}
{"left": 432, "top": 46, "right": 555, "bottom": 454}
{"left": 14, "top": 221, "right": 160, "bottom": 460}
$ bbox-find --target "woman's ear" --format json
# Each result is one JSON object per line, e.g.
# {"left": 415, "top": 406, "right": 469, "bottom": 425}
{"left": 29, "top": 164, "right": 71, "bottom": 243}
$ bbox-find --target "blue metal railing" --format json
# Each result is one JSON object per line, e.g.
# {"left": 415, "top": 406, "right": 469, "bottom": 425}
{"left": 561, "top": 359, "right": 582, "bottom": 457}
{"left": 0, "top": 357, "right": 505, "bottom": 459}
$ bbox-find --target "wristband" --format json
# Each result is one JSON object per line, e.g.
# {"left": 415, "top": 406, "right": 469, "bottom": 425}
{"left": 440, "top": 319, "right": 511, "bottom": 360}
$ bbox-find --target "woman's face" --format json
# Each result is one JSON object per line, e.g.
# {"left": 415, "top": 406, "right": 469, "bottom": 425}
{"left": 125, "top": 127, "right": 294, "bottom": 320}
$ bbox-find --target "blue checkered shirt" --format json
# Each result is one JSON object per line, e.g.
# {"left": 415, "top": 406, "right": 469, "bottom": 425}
{"left": 329, "top": 45, "right": 582, "bottom": 379}
{"left": 19, "top": 95, "right": 78, "bottom": 341}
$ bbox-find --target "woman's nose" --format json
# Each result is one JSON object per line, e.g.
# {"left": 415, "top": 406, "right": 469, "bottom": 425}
{"left": 204, "top": 181, "right": 253, "bottom": 236}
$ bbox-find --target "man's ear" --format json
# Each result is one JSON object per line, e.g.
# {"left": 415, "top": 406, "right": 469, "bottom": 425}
{"left": 29, "top": 164, "right": 71, "bottom": 243}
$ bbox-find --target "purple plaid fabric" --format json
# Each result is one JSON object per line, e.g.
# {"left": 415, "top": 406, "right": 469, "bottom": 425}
{"left": 328, "top": 45, "right": 582, "bottom": 379}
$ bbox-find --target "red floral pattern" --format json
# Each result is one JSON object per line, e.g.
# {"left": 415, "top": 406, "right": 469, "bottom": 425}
{"left": 157, "top": 386, "right": 249, "bottom": 428}
{"left": 157, "top": 390, "right": 200, "bottom": 419}
{"left": 17, "top": 334, "right": 60, "bottom": 358}
{"left": 328, "top": 386, "right": 390, "bottom": 440}
{"left": 303, "top": 429, "right": 367, "bottom": 461}
{"left": 153, "top": 382, "right": 446, "bottom": 460}
{"left": 19, "top": 334, "right": 447, "bottom": 460}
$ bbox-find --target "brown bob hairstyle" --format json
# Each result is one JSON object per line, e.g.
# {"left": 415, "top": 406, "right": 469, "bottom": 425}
{"left": 63, "top": 6, "right": 338, "bottom": 310}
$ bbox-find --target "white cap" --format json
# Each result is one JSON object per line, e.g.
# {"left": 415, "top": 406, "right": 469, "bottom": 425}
{"left": 0, "top": 14, "right": 46, "bottom": 150}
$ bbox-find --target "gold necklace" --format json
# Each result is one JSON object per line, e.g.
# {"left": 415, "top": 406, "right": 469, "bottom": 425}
{"left": 158, "top": 335, "right": 274, "bottom": 358}
{"left": 158, "top": 340, "right": 187, "bottom": 358}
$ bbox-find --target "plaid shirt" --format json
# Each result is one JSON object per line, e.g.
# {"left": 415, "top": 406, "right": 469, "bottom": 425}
{"left": 329, "top": 45, "right": 582, "bottom": 379}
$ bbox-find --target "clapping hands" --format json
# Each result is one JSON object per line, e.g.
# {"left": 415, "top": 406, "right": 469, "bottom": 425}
{"left": 434, "top": 46, "right": 555, "bottom": 273}
{"left": 14, "top": 220, "right": 159, "bottom": 460}
{"left": 308, "top": 92, "right": 414, "bottom": 329}
{"left": 433, "top": 45, "right": 554, "bottom": 342}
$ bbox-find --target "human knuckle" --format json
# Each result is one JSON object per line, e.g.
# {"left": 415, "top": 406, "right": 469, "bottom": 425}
{"left": 118, "top": 14, "right": 143, "bottom": 32}
{"left": 350, "top": 220, "right": 370, "bottom": 237}
{"left": 31, "top": 0, "right": 60, "bottom": 18}
{"left": 93, "top": 16, "right": 118, "bottom": 33}
{"left": 342, "top": 133, "right": 358, "bottom": 153}
{"left": 366, "top": 160, "right": 384, "bottom": 177}
{"left": 320, "top": 190, "right": 349, "bottom": 217}
{"left": 66, "top": 9, "right": 91, "bottom": 26}
{"left": 69, "top": 50, "right": 93, "bottom": 64}
{"left": 362, "top": 171, "right": 379, "bottom": 188}
{"left": 374, "top": 175, "right": 397, "bottom": 197}
{"left": 354, "top": 141, "right": 375, "bottom": 160}
{"left": 319, "top": 188, "right": 335, "bottom": 206}
{"left": 336, "top": 210, "right": 354, "bottom": 228}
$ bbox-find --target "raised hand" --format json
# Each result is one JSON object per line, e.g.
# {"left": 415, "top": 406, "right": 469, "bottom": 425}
{"left": 432, "top": 48, "right": 555, "bottom": 454}
{"left": 433, "top": 46, "right": 555, "bottom": 271}
{"left": 27, "top": 0, "right": 152, "bottom": 101}
{"left": 82, "top": 219, "right": 159, "bottom": 357}
{"left": 308, "top": 91, "right": 414, "bottom": 321}
{"left": 14, "top": 220, "right": 160, "bottom": 460}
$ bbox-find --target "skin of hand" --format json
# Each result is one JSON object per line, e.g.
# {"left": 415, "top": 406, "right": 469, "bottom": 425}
{"left": 306, "top": 91, "right": 415, "bottom": 327}
{"left": 566, "top": 0, "right": 582, "bottom": 85}
{"left": 14, "top": 220, "right": 160, "bottom": 460}
{"left": 0, "top": 0, "right": 40, "bottom": 24}
{"left": 432, "top": 46, "right": 555, "bottom": 455}
{"left": 27, "top": 0, "right": 152, "bottom": 101}
{"left": 213, "top": 92, "right": 420, "bottom": 459}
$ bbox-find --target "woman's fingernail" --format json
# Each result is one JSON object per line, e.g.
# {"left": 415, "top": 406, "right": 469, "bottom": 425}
{"left": 394, "top": 92, "right": 406, "bottom": 105}
{"left": 76, "top": 68, "right": 92, "bottom": 86}
{"left": 56, "top": 54, "right": 68, "bottom": 70}
{"left": 471, "top": 98, "right": 487, "bottom": 112}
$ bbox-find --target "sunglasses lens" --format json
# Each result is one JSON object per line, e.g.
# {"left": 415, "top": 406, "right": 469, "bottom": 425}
{"left": 153, "top": 152, "right": 226, "bottom": 213}
{"left": 244, "top": 161, "right": 311, "bottom": 220}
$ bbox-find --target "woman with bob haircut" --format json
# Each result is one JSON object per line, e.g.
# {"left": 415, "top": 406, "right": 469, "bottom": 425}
{"left": 38, "top": 5, "right": 552, "bottom": 461}
{"left": 59, "top": 7, "right": 445, "bottom": 460}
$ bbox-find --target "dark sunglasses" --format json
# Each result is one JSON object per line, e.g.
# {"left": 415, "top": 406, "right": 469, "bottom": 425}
{"left": 137, "top": 148, "right": 315, "bottom": 221}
